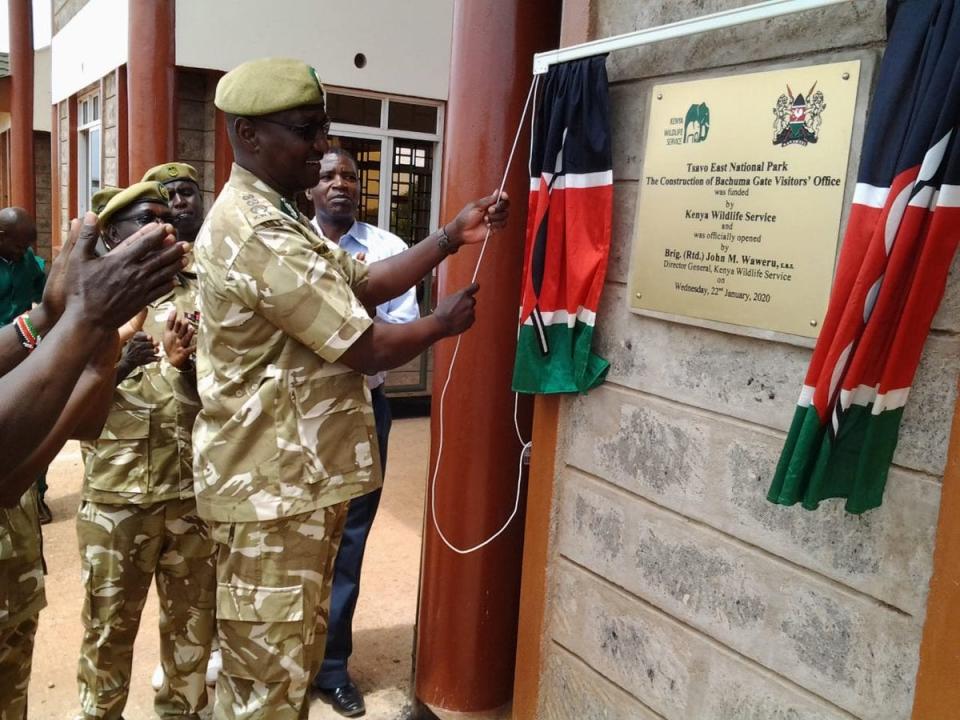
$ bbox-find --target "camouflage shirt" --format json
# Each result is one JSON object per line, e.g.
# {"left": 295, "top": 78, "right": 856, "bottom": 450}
{"left": 81, "top": 283, "right": 200, "bottom": 504}
{"left": 0, "top": 486, "right": 45, "bottom": 628}
{"left": 192, "top": 163, "right": 380, "bottom": 523}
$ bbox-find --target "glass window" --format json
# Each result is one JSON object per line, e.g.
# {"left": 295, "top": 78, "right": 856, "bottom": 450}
{"left": 77, "top": 92, "right": 102, "bottom": 214}
{"left": 390, "top": 139, "right": 433, "bottom": 245}
{"left": 326, "top": 93, "right": 382, "bottom": 127}
{"left": 387, "top": 102, "right": 438, "bottom": 134}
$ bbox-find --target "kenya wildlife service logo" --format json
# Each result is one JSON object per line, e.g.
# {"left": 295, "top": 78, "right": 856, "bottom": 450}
{"left": 683, "top": 102, "right": 710, "bottom": 143}
{"left": 773, "top": 83, "right": 825, "bottom": 146}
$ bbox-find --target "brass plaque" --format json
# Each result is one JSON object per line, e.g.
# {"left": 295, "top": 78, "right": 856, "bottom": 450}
{"left": 628, "top": 60, "right": 861, "bottom": 338}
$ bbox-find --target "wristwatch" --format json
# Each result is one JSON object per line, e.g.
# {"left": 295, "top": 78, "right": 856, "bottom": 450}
{"left": 437, "top": 224, "right": 459, "bottom": 255}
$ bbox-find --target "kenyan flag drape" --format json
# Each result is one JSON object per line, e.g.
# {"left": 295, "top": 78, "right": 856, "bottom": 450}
{"left": 512, "top": 56, "right": 612, "bottom": 394}
{"left": 769, "top": 0, "right": 960, "bottom": 514}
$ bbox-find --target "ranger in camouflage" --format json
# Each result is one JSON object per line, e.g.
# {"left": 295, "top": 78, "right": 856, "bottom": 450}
{"left": 195, "top": 57, "right": 508, "bottom": 719}
{"left": 77, "top": 181, "right": 215, "bottom": 720}
{"left": 0, "top": 486, "right": 44, "bottom": 720}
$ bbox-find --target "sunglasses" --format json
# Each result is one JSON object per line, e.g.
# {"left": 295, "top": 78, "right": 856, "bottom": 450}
{"left": 254, "top": 117, "right": 332, "bottom": 143}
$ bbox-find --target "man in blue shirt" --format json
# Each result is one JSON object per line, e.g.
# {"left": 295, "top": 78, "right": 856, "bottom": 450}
{"left": 308, "top": 148, "right": 419, "bottom": 716}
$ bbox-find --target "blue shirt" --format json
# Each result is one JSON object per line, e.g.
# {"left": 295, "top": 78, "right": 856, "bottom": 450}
{"left": 312, "top": 219, "right": 420, "bottom": 387}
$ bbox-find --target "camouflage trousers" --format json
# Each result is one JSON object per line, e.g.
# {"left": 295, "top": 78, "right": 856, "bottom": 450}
{"left": 77, "top": 498, "right": 216, "bottom": 720}
{"left": 0, "top": 613, "right": 38, "bottom": 720}
{"left": 211, "top": 502, "right": 348, "bottom": 720}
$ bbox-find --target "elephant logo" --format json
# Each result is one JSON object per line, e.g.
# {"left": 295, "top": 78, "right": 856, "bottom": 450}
{"left": 683, "top": 102, "right": 710, "bottom": 143}
{"left": 774, "top": 82, "right": 825, "bottom": 146}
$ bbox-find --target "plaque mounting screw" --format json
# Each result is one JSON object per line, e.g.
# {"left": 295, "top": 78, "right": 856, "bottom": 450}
{"left": 656, "top": 92, "right": 663, "bottom": 100}
{"left": 809, "top": 319, "right": 818, "bottom": 327}
{"left": 636, "top": 292, "right": 643, "bottom": 299}
{"left": 842, "top": 72, "right": 850, "bottom": 80}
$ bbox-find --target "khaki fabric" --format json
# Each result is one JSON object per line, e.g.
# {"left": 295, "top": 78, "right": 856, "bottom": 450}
{"left": 0, "top": 613, "right": 38, "bottom": 720}
{"left": 77, "top": 498, "right": 215, "bottom": 720}
{"left": 98, "top": 181, "right": 170, "bottom": 226}
{"left": 82, "top": 282, "right": 200, "bottom": 504}
{"left": 142, "top": 162, "right": 200, "bottom": 186}
{"left": 0, "top": 486, "right": 45, "bottom": 629}
{"left": 211, "top": 502, "right": 347, "bottom": 720}
{"left": 192, "top": 163, "right": 380, "bottom": 524}
{"left": 215, "top": 58, "right": 325, "bottom": 115}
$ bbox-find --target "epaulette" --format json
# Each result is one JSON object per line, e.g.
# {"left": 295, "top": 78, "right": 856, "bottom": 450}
{"left": 237, "top": 192, "right": 290, "bottom": 228}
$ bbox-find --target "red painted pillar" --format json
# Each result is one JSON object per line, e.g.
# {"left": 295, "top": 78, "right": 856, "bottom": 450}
{"left": 414, "top": 0, "right": 561, "bottom": 715}
{"left": 9, "top": 0, "right": 35, "bottom": 215}
{"left": 127, "top": 0, "right": 175, "bottom": 180}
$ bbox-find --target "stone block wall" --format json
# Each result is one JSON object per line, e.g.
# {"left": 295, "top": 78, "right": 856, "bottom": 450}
{"left": 102, "top": 70, "right": 119, "bottom": 187}
{"left": 538, "top": 2, "right": 954, "bottom": 718}
{"left": 33, "top": 130, "right": 52, "bottom": 261}
{"left": 176, "top": 69, "right": 217, "bottom": 212}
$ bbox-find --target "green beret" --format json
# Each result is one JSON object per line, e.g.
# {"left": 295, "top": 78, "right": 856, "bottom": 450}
{"left": 91, "top": 186, "right": 122, "bottom": 214}
{"left": 215, "top": 57, "right": 325, "bottom": 116}
{"left": 141, "top": 162, "right": 200, "bottom": 186}
{"left": 98, "top": 182, "right": 170, "bottom": 227}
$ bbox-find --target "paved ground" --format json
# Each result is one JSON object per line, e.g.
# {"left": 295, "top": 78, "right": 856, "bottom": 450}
{"left": 27, "top": 416, "right": 429, "bottom": 720}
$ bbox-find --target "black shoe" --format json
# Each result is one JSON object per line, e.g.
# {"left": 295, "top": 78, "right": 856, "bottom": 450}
{"left": 37, "top": 498, "right": 52, "bottom": 525}
{"left": 317, "top": 681, "right": 365, "bottom": 717}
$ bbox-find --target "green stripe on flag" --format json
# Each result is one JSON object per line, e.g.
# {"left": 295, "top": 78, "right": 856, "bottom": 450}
{"left": 512, "top": 321, "right": 609, "bottom": 394}
{"left": 768, "top": 402, "right": 904, "bottom": 514}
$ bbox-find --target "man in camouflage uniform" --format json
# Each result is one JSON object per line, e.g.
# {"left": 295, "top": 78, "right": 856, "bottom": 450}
{"left": 77, "top": 181, "right": 214, "bottom": 720}
{"left": 194, "top": 57, "right": 508, "bottom": 719}
{"left": 0, "top": 487, "right": 44, "bottom": 720}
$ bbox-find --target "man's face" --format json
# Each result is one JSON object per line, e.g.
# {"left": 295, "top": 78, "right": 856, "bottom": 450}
{"left": 252, "top": 104, "right": 331, "bottom": 194}
{"left": 105, "top": 201, "right": 175, "bottom": 250}
{"left": 311, "top": 153, "right": 359, "bottom": 224}
{"left": 0, "top": 225, "right": 35, "bottom": 263}
{"left": 166, "top": 180, "right": 204, "bottom": 239}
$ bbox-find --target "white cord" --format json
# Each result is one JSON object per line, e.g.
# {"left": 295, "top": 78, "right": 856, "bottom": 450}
{"left": 430, "top": 75, "right": 538, "bottom": 555}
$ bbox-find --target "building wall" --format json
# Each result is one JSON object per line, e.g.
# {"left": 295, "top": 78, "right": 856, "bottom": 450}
{"left": 538, "top": 2, "right": 957, "bottom": 718}
{"left": 53, "top": 0, "right": 92, "bottom": 34}
{"left": 175, "top": 0, "right": 454, "bottom": 100}
{"left": 175, "top": 69, "right": 217, "bottom": 212}
{"left": 102, "top": 70, "right": 119, "bottom": 187}
{"left": 33, "top": 130, "right": 51, "bottom": 260}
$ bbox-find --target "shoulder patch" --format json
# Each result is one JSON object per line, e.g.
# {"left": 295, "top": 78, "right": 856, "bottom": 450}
{"left": 238, "top": 192, "right": 287, "bottom": 228}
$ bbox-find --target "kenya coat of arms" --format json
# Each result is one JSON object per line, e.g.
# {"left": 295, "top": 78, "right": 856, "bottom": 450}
{"left": 773, "top": 83, "right": 826, "bottom": 146}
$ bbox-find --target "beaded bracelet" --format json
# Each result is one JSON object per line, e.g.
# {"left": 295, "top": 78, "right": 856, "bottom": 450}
{"left": 14, "top": 314, "right": 39, "bottom": 351}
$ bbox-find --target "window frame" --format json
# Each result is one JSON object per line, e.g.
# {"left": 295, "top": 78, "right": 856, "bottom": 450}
{"left": 76, "top": 91, "right": 102, "bottom": 215}
{"left": 325, "top": 88, "right": 444, "bottom": 235}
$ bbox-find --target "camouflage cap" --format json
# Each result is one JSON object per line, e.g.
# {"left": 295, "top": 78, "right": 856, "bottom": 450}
{"left": 98, "top": 182, "right": 170, "bottom": 227}
{"left": 141, "top": 162, "right": 200, "bottom": 186}
{"left": 91, "top": 186, "right": 122, "bottom": 215}
{"left": 215, "top": 57, "right": 326, "bottom": 116}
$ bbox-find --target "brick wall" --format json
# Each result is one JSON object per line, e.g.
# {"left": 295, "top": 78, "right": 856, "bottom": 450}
{"left": 538, "top": 2, "right": 955, "bottom": 718}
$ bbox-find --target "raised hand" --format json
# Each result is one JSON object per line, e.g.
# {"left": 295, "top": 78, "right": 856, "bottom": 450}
{"left": 162, "top": 310, "right": 197, "bottom": 369}
{"left": 122, "top": 331, "right": 159, "bottom": 369}
{"left": 64, "top": 213, "right": 188, "bottom": 330}
{"left": 446, "top": 191, "right": 510, "bottom": 248}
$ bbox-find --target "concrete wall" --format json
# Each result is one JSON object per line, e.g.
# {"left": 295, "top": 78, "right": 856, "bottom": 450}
{"left": 175, "top": 0, "right": 454, "bottom": 100}
{"left": 537, "top": 2, "right": 955, "bottom": 718}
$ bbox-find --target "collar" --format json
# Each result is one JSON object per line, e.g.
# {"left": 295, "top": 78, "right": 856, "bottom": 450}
{"left": 312, "top": 218, "right": 366, "bottom": 249}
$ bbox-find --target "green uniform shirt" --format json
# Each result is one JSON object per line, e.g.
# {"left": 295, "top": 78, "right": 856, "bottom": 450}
{"left": 0, "top": 249, "right": 45, "bottom": 326}
{"left": 81, "top": 283, "right": 200, "bottom": 504}
{"left": 192, "top": 163, "right": 380, "bottom": 523}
